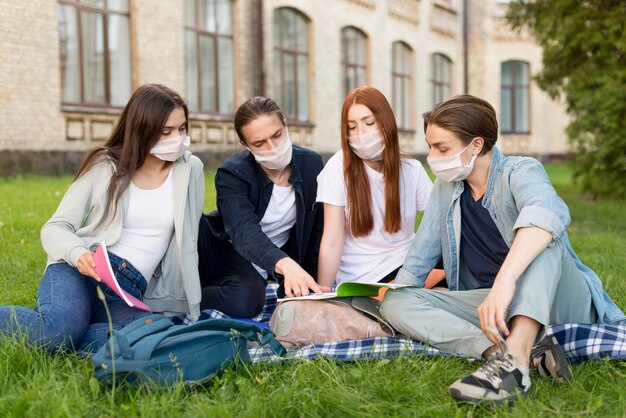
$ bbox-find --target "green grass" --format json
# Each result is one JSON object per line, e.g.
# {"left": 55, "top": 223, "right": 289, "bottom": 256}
{"left": 1, "top": 166, "right": 625, "bottom": 417}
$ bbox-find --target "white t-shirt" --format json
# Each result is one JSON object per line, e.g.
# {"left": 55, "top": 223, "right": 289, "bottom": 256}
{"left": 252, "top": 184, "right": 297, "bottom": 278}
{"left": 316, "top": 151, "right": 433, "bottom": 284}
{"left": 108, "top": 170, "right": 175, "bottom": 282}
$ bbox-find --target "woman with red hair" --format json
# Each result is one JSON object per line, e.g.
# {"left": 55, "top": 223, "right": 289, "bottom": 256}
{"left": 316, "top": 86, "right": 433, "bottom": 288}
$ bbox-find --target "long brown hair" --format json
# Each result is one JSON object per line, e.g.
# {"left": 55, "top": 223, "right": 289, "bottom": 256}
{"left": 76, "top": 83, "right": 188, "bottom": 224}
{"left": 341, "top": 86, "right": 401, "bottom": 237}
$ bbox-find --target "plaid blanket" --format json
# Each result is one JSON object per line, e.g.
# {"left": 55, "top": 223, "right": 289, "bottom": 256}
{"left": 174, "top": 284, "right": 626, "bottom": 363}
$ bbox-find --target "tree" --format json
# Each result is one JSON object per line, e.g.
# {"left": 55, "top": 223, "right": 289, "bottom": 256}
{"left": 506, "top": 0, "right": 626, "bottom": 198}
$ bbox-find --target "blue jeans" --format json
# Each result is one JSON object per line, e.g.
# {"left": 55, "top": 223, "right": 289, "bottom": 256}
{"left": 0, "top": 252, "right": 151, "bottom": 352}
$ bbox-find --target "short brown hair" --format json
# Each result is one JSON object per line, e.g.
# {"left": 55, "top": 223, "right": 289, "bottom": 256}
{"left": 234, "top": 96, "right": 286, "bottom": 144}
{"left": 423, "top": 95, "right": 498, "bottom": 154}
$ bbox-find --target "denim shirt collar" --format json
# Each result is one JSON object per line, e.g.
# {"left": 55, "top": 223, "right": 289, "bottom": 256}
{"left": 451, "top": 146, "right": 504, "bottom": 207}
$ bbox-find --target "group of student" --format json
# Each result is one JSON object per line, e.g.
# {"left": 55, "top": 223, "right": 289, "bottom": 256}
{"left": 0, "top": 83, "right": 623, "bottom": 405}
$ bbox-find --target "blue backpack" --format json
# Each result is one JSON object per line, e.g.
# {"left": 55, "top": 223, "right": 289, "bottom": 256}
{"left": 92, "top": 314, "right": 286, "bottom": 387}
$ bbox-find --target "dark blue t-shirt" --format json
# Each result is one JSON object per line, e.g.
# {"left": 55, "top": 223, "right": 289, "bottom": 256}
{"left": 460, "top": 183, "right": 510, "bottom": 289}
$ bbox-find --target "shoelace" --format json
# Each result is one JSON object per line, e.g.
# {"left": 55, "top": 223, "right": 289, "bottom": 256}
{"left": 478, "top": 340, "right": 516, "bottom": 381}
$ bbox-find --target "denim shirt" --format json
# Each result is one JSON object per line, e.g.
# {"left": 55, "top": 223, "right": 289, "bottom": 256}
{"left": 206, "top": 145, "right": 324, "bottom": 279}
{"left": 397, "top": 147, "right": 625, "bottom": 325}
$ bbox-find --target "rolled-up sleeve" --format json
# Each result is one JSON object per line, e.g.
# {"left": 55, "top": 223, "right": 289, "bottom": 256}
{"left": 509, "top": 159, "right": 570, "bottom": 242}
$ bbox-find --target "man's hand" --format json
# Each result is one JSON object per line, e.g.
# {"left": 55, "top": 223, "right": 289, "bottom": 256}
{"left": 275, "top": 257, "right": 323, "bottom": 297}
{"left": 477, "top": 280, "right": 515, "bottom": 344}
{"left": 77, "top": 251, "right": 102, "bottom": 282}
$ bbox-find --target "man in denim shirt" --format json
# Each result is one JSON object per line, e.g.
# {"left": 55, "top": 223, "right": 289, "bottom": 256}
{"left": 381, "top": 95, "right": 625, "bottom": 405}
{"left": 197, "top": 97, "right": 324, "bottom": 318}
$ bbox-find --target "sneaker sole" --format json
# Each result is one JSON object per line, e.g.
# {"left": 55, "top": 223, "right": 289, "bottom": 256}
{"left": 449, "top": 387, "right": 529, "bottom": 407}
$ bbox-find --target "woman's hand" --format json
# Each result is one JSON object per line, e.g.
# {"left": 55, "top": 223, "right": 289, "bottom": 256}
{"left": 77, "top": 251, "right": 101, "bottom": 282}
{"left": 276, "top": 257, "right": 323, "bottom": 297}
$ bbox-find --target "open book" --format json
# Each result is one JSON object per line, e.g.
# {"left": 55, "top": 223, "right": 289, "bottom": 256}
{"left": 93, "top": 241, "right": 152, "bottom": 312}
{"left": 277, "top": 282, "right": 413, "bottom": 302}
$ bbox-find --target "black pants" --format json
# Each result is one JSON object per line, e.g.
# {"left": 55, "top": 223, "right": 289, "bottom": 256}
{"left": 198, "top": 216, "right": 273, "bottom": 318}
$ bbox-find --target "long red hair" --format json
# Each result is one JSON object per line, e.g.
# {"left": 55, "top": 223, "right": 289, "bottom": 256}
{"left": 341, "top": 86, "right": 401, "bottom": 237}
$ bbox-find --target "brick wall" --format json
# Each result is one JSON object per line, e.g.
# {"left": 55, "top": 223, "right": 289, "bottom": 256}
{"left": 0, "top": 0, "right": 64, "bottom": 151}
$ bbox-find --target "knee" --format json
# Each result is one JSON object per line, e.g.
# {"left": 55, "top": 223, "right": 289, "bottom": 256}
{"left": 37, "top": 316, "right": 88, "bottom": 350}
{"left": 202, "top": 276, "right": 266, "bottom": 318}
{"left": 380, "top": 288, "right": 429, "bottom": 324}
{"left": 380, "top": 289, "right": 411, "bottom": 323}
{"left": 229, "top": 280, "right": 266, "bottom": 318}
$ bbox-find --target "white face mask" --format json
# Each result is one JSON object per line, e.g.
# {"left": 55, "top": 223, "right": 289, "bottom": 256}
{"left": 150, "top": 135, "right": 190, "bottom": 162}
{"left": 348, "top": 130, "right": 385, "bottom": 161}
{"left": 248, "top": 130, "right": 293, "bottom": 171}
{"left": 427, "top": 140, "right": 478, "bottom": 182}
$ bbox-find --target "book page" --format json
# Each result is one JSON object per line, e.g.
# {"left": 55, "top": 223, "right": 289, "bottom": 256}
{"left": 277, "top": 282, "right": 414, "bottom": 302}
{"left": 92, "top": 241, "right": 151, "bottom": 312}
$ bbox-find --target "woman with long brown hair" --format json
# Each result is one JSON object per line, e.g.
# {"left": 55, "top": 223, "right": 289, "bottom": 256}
{"left": 316, "top": 86, "right": 432, "bottom": 288}
{"left": 0, "top": 84, "right": 204, "bottom": 352}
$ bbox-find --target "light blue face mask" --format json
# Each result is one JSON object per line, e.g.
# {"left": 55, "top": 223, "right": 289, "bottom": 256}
{"left": 427, "top": 140, "right": 477, "bottom": 182}
{"left": 150, "top": 135, "right": 190, "bottom": 161}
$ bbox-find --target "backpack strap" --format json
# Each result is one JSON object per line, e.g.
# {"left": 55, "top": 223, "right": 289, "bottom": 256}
{"left": 167, "top": 318, "right": 286, "bottom": 356}
{"left": 199, "top": 318, "right": 287, "bottom": 356}
{"left": 105, "top": 315, "right": 173, "bottom": 359}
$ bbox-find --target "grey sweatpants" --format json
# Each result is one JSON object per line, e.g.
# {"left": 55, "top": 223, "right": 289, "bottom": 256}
{"left": 380, "top": 239, "right": 597, "bottom": 359}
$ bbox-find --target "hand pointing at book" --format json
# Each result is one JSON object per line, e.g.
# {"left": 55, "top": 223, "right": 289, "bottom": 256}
{"left": 275, "top": 257, "right": 323, "bottom": 298}
{"left": 77, "top": 251, "right": 102, "bottom": 282}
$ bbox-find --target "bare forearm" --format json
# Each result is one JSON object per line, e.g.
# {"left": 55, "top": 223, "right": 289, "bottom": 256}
{"left": 317, "top": 240, "right": 342, "bottom": 288}
{"left": 495, "top": 226, "right": 553, "bottom": 286}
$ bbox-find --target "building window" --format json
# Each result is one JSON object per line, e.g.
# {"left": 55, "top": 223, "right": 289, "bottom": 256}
{"left": 431, "top": 53, "right": 452, "bottom": 107}
{"left": 392, "top": 42, "right": 413, "bottom": 130}
{"left": 273, "top": 8, "right": 310, "bottom": 121}
{"left": 185, "top": 0, "right": 234, "bottom": 114}
{"left": 57, "top": 0, "right": 131, "bottom": 108}
{"left": 501, "top": 60, "right": 530, "bottom": 134}
{"left": 341, "top": 27, "right": 368, "bottom": 96}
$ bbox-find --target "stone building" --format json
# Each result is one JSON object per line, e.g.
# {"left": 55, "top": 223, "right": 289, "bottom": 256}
{"left": 0, "top": 0, "right": 569, "bottom": 174}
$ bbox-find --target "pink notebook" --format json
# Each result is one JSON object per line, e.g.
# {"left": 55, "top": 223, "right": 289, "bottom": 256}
{"left": 92, "top": 241, "right": 152, "bottom": 312}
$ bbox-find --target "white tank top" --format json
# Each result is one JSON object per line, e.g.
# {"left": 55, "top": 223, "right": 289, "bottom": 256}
{"left": 108, "top": 169, "right": 175, "bottom": 282}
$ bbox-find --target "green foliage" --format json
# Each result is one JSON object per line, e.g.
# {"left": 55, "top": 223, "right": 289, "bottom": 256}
{"left": 506, "top": 0, "right": 626, "bottom": 198}
{"left": 0, "top": 172, "right": 625, "bottom": 416}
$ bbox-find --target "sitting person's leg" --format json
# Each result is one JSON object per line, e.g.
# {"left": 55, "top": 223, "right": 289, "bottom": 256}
{"left": 198, "top": 219, "right": 266, "bottom": 317}
{"left": 449, "top": 239, "right": 595, "bottom": 403}
{"left": 381, "top": 287, "right": 492, "bottom": 358}
{"left": 0, "top": 263, "right": 95, "bottom": 350}
{"left": 201, "top": 274, "right": 266, "bottom": 318}
{"left": 79, "top": 254, "right": 152, "bottom": 352}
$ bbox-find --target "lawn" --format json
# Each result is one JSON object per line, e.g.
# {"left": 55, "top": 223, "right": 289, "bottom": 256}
{"left": 1, "top": 166, "right": 625, "bottom": 417}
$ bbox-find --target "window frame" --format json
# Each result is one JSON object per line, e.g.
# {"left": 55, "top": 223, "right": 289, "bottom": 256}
{"left": 184, "top": 0, "right": 235, "bottom": 115}
{"left": 391, "top": 41, "right": 414, "bottom": 131}
{"left": 58, "top": 0, "right": 132, "bottom": 111}
{"left": 431, "top": 52, "right": 452, "bottom": 107}
{"left": 341, "top": 26, "right": 369, "bottom": 96}
{"left": 273, "top": 7, "right": 311, "bottom": 122}
{"left": 500, "top": 60, "right": 531, "bottom": 135}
